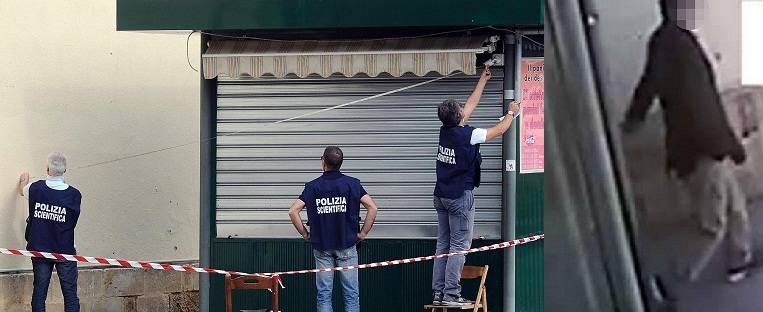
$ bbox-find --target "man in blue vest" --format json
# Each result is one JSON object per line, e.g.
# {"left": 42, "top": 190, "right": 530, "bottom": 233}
{"left": 432, "top": 66, "right": 519, "bottom": 306}
{"left": 17, "top": 152, "right": 82, "bottom": 312}
{"left": 288, "top": 146, "right": 379, "bottom": 312}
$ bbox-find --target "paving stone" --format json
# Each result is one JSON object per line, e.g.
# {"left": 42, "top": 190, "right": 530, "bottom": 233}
{"left": 77, "top": 269, "right": 105, "bottom": 298}
{"left": 90, "top": 297, "right": 124, "bottom": 312}
{"left": 169, "top": 291, "right": 199, "bottom": 312}
{"left": 123, "top": 296, "right": 138, "bottom": 312}
{"left": 138, "top": 294, "right": 169, "bottom": 312}
{"left": 145, "top": 270, "right": 182, "bottom": 294}
{"left": 180, "top": 272, "right": 200, "bottom": 291}
{"left": 104, "top": 269, "right": 145, "bottom": 297}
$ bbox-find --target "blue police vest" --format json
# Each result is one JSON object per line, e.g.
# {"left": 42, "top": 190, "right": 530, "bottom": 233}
{"left": 434, "top": 125, "right": 482, "bottom": 199}
{"left": 25, "top": 180, "right": 81, "bottom": 255}
{"left": 300, "top": 171, "right": 366, "bottom": 251}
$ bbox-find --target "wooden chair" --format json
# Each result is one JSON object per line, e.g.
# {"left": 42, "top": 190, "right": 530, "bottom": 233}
{"left": 424, "top": 265, "right": 489, "bottom": 312}
{"left": 225, "top": 275, "right": 280, "bottom": 312}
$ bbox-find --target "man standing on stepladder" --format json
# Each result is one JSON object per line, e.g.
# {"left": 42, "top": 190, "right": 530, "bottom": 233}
{"left": 17, "top": 152, "right": 82, "bottom": 312}
{"left": 432, "top": 66, "right": 519, "bottom": 307}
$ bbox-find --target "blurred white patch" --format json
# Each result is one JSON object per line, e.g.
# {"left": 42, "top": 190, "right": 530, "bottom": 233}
{"left": 743, "top": 2, "right": 763, "bottom": 85}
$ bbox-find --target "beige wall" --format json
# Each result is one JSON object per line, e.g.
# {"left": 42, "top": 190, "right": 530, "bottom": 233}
{"left": 0, "top": 1, "right": 200, "bottom": 270}
{"left": 699, "top": 0, "right": 743, "bottom": 90}
{"left": 742, "top": 1, "right": 763, "bottom": 85}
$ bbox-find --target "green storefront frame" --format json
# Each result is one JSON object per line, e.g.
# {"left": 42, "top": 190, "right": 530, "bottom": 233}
{"left": 117, "top": 0, "right": 543, "bottom": 31}
{"left": 196, "top": 33, "right": 544, "bottom": 311}
{"left": 118, "top": 2, "right": 544, "bottom": 310}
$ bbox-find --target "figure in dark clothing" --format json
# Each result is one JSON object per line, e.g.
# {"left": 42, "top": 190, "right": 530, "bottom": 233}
{"left": 623, "top": 0, "right": 752, "bottom": 285}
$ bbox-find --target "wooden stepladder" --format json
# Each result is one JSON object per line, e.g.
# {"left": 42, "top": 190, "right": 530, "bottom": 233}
{"left": 424, "top": 265, "right": 490, "bottom": 312}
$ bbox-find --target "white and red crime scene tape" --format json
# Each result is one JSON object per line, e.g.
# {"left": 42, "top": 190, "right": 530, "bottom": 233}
{"left": 0, "top": 233, "right": 543, "bottom": 283}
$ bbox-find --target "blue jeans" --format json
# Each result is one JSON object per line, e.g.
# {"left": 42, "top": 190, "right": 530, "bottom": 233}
{"left": 314, "top": 245, "right": 360, "bottom": 312}
{"left": 432, "top": 190, "right": 475, "bottom": 298}
{"left": 31, "top": 258, "right": 79, "bottom": 312}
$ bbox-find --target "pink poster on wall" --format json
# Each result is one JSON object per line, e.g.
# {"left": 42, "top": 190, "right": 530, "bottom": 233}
{"left": 519, "top": 58, "right": 544, "bottom": 174}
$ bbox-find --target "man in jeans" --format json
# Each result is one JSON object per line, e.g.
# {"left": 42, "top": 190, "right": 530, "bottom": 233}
{"left": 17, "top": 152, "right": 82, "bottom": 312}
{"left": 289, "top": 146, "right": 379, "bottom": 312}
{"left": 432, "top": 66, "right": 519, "bottom": 306}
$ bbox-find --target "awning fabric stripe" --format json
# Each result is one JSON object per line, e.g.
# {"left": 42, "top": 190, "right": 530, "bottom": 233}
{"left": 202, "top": 37, "right": 490, "bottom": 79}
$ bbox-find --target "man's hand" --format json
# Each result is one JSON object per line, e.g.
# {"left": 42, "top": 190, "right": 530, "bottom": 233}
{"left": 18, "top": 171, "right": 29, "bottom": 196}
{"left": 288, "top": 199, "right": 311, "bottom": 242}
{"left": 481, "top": 66, "right": 492, "bottom": 81}
{"left": 508, "top": 101, "right": 520, "bottom": 116}
{"left": 357, "top": 232, "right": 367, "bottom": 242}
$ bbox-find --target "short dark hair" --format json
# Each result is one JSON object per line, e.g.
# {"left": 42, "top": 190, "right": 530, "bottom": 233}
{"left": 438, "top": 99, "right": 463, "bottom": 126}
{"left": 323, "top": 146, "right": 344, "bottom": 170}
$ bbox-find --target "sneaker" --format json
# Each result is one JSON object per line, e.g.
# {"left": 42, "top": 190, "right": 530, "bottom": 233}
{"left": 432, "top": 292, "right": 443, "bottom": 305}
{"left": 442, "top": 296, "right": 474, "bottom": 306}
{"left": 727, "top": 254, "right": 754, "bottom": 283}
{"left": 728, "top": 265, "right": 751, "bottom": 283}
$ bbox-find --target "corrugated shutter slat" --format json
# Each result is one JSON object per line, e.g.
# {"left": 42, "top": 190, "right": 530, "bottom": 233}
{"left": 216, "top": 73, "right": 504, "bottom": 239}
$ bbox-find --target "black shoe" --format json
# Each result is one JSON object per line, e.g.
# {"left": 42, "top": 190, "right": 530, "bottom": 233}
{"left": 432, "top": 292, "right": 444, "bottom": 306}
{"left": 442, "top": 296, "right": 474, "bottom": 306}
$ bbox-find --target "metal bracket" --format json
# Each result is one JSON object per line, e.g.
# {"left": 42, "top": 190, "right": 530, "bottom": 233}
{"left": 505, "top": 89, "right": 515, "bottom": 100}
{"left": 484, "top": 54, "right": 505, "bottom": 66}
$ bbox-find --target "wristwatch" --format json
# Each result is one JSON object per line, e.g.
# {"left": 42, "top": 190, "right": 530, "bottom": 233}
{"left": 508, "top": 110, "right": 515, "bottom": 116}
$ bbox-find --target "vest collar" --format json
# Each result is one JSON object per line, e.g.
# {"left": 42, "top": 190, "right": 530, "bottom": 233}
{"left": 322, "top": 170, "right": 342, "bottom": 179}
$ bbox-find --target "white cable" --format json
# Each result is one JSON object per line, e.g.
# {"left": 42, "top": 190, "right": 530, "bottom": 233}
{"left": 70, "top": 73, "right": 461, "bottom": 171}
{"left": 273, "top": 74, "right": 456, "bottom": 124}
{"left": 199, "top": 26, "right": 490, "bottom": 43}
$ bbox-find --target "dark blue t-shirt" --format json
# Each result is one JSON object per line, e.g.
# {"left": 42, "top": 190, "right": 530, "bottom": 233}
{"left": 434, "top": 125, "right": 482, "bottom": 199}
{"left": 300, "top": 171, "right": 366, "bottom": 251}
{"left": 25, "top": 180, "right": 81, "bottom": 255}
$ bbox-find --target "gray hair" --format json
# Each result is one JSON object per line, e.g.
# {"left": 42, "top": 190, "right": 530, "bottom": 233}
{"left": 47, "top": 152, "right": 67, "bottom": 176}
{"left": 438, "top": 99, "right": 464, "bottom": 126}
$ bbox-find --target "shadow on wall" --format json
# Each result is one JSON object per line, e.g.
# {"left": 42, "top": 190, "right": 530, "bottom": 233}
{"left": 0, "top": 183, "right": 26, "bottom": 254}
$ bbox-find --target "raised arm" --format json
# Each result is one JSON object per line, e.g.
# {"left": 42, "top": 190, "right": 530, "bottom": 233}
{"left": 486, "top": 101, "right": 520, "bottom": 141}
{"left": 288, "top": 199, "right": 310, "bottom": 241}
{"left": 460, "top": 66, "right": 492, "bottom": 125}
{"left": 357, "top": 194, "right": 378, "bottom": 241}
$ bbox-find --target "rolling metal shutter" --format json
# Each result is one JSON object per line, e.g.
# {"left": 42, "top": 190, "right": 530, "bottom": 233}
{"left": 216, "top": 71, "right": 505, "bottom": 239}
